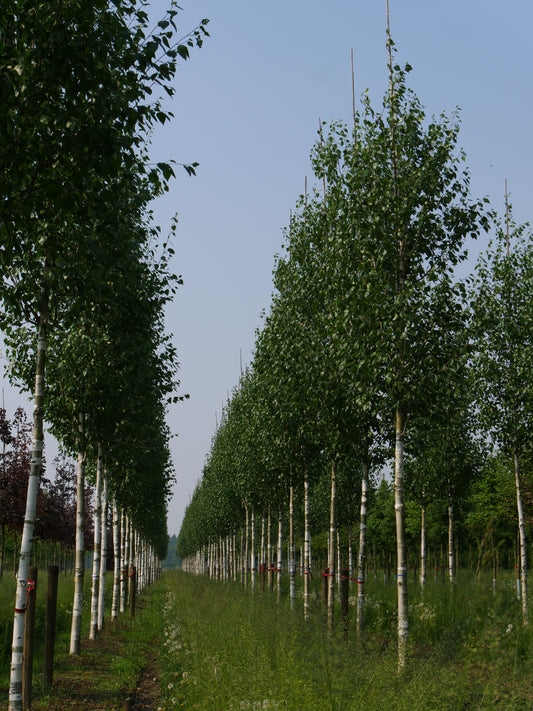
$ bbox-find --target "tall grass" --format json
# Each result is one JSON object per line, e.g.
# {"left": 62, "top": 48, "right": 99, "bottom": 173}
{"left": 158, "top": 570, "right": 533, "bottom": 710}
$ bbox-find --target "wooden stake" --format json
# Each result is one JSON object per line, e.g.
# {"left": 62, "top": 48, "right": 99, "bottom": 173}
{"left": 351, "top": 48, "right": 356, "bottom": 127}
{"left": 43, "top": 565, "right": 59, "bottom": 687}
{"left": 319, "top": 117, "right": 326, "bottom": 202}
{"left": 505, "top": 179, "right": 510, "bottom": 255}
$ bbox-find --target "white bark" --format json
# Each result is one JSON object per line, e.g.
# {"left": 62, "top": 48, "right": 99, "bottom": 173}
{"left": 260, "top": 516, "right": 265, "bottom": 580}
{"left": 70, "top": 416, "right": 86, "bottom": 654}
{"left": 9, "top": 317, "right": 47, "bottom": 711}
{"left": 514, "top": 451, "right": 529, "bottom": 625}
{"left": 289, "top": 485, "right": 295, "bottom": 607}
{"left": 111, "top": 501, "right": 121, "bottom": 620}
{"left": 89, "top": 449, "right": 103, "bottom": 639}
{"left": 420, "top": 499, "right": 427, "bottom": 589}
{"left": 120, "top": 512, "right": 127, "bottom": 613}
{"left": 244, "top": 506, "right": 249, "bottom": 588}
{"left": 348, "top": 525, "right": 353, "bottom": 581}
{"left": 267, "top": 508, "right": 272, "bottom": 587}
{"left": 98, "top": 474, "right": 108, "bottom": 630}
{"left": 250, "top": 511, "right": 256, "bottom": 590}
{"left": 304, "top": 467, "right": 310, "bottom": 620}
{"left": 447, "top": 489, "right": 455, "bottom": 585}
{"left": 277, "top": 511, "right": 283, "bottom": 598}
{"left": 327, "top": 461, "right": 337, "bottom": 629}
{"left": 357, "top": 460, "right": 369, "bottom": 636}
{"left": 337, "top": 531, "right": 341, "bottom": 588}
{"left": 233, "top": 531, "right": 237, "bottom": 581}
{"left": 394, "top": 408, "right": 408, "bottom": 669}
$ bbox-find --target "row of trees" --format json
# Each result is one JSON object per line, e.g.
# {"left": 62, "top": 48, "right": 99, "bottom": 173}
{"left": 1, "top": 2, "right": 208, "bottom": 708}
{"left": 177, "top": 38, "right": 533, "bottom": 668}
{"left": 0, "top": 407, "right": 95, "bottom": 576}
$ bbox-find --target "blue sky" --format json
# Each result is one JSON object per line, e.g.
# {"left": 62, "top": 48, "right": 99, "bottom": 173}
{"left": 2, "top": 1, "right": 532, "bottom": 537}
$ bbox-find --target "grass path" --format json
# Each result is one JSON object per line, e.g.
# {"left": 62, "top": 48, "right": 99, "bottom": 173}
{"left": 0, "top": 585, "right": 166, "bottom": 711}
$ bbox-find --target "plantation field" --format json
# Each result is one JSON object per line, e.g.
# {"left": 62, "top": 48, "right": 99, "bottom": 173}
{"left": 2, "top": 569, "right": 533, "bottom": 709}
{"left": 158, "top": 569, "right": 533, "bottom": 710}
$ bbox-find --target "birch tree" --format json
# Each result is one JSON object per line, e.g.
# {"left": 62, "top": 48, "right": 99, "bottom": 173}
{"left": 470, "top": 213, "right": 533, "bottom": 625}
{"left": 310, "top": 50, "right": 489, "bottom": 663}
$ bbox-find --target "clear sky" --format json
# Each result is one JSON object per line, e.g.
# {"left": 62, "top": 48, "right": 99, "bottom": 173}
{"left": 2, "top": 1, "right": 532, "bottom": 539}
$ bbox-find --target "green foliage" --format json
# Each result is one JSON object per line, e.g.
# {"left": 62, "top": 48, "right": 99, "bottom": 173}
{"left": 470, "top": 213, "right": 533, "bottom": 455}
{"left": 0, "top": 1, "right": 209, "bottom": 557}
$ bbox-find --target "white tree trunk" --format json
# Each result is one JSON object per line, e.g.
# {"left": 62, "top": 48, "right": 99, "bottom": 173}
{"left": 348, "top": 525, "right": 353, "bottom": 580}
{"left": 447, "top": 489, "right": 455, "bottom": 585}
{"left": 327, "top": 461, "right": 337, "bottom": 629}
{"left": 420, "top": 499, "right": 427, "bottom": 589}
{"left": 394, "top": 408, "right": 408, "bottom": 669}
{"left": 289, "top": 485, "right": 295, "bottom": 607}
{"left": 357, "top": 460, "right": 369, "bottom": 636}
{"left": 337, "top": 530, "right": 341, "bottom": 588}
{"left": 277, "top": 511, "right": 283, "bottom": 598}
{"left": 89, "top": 449, "right": 103, "bottom": 639}
{"left": 260, "top": 516, "right": 265, "bottom": 579}
{"left": 9, "top": 312, "right": 47, "bottom": 711}
{"left": 70, "top": 415, "right": 86, "bottom": 654}
{"left": 120, "top": 512, "right": 127, "bottom": 613}
{"left": 250, "top": 511, "right": 256, "bottom": 590}
{"left": 111, "top": 501, "right": 121, "bottom": 620}
{"left": 244, "top": 506, "right": 249, "bottom": 588}
{"left": 98, "top": 474, "right": 108, "bottom": 630}
{"left": 267, "top": 508, "right": 272, "bottom": 587}
{"left": 233, "top": 531, "right": 237, "bottom": 581}
{"left": 304, "top": 467, "right": 311, "bottom": 620}
{"left": 514, "top": 450, "right": 529, "bottom": 625}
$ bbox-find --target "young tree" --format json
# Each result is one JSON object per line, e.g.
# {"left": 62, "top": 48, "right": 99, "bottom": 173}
{"left": 470, "top": 213, "right": 533, "bottom": 624}
{"left": 311, "top": 46, "right": 489, "bottom": 663}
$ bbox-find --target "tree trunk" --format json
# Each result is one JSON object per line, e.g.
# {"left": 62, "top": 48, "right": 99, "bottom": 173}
{"left": 9, "top": 295, "right": 48, "bottom": 711}
{"left": 348, "top": 525, "right": 353, "bottom": 581}
{"left": 70, "top": 414, "right": 86, "bottom": 654}
{"left": 120, "top": 511, "right": 127, "bottom": 613}
{"left": 111, "top": 500, "right": 120, "bottom": 620}
{"left": 289, "top": 484, "right": 295, "bottom": 607}
{"left": 89, "top": 447, "right": 103, "bottom": 639}
{"left": 277, "top": 510, "right": 283, "bottom": 599}
{"left": 304, "top": 466, "right": 311, "bottom": 620}
{"left": 514, "top": 449, "right": 529, "bottom": 625}
{"left": 250, "top": 510, "right": 256, "bottom": 590}
{"left": 260, "top": 515, "right": 265, "bottom": 581}
{"left": 336, "top": 530, "right": 341, "bottom": 590}
{"left": 97, "top": 473, "right": 108, "bottom": 630}
{"left": 357, "top": 459, "right": 369, "bottom": 637}
{"left": 420, "top": 498, "right": 427, "bottom": 589}
{"left": 267, "top": 508, "right": 272, "bottom": 589}
{"left": 327, "top": 460, "right": 337, "bottom": 630}
{"left": 244, "top": 506, "right": 249, "bottom": 589}
{"left": 0, "top": 524, "right": 5, "bottom": 578}
{"left": 448, "top": 489, "right": 455, "bottom": 585}
{"left": 394, "top": 406, "right": 408, "bottom": 669}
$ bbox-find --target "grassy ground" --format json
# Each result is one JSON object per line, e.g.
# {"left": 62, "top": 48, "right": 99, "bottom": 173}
{"left": 2, "top": 569, "right": 533, "bottom": 710}
{"left": 0, "top": 572, "right": 166, "bottom": 710}
{"left": 157, "top": 569, "right": 533, "bottom": 710}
